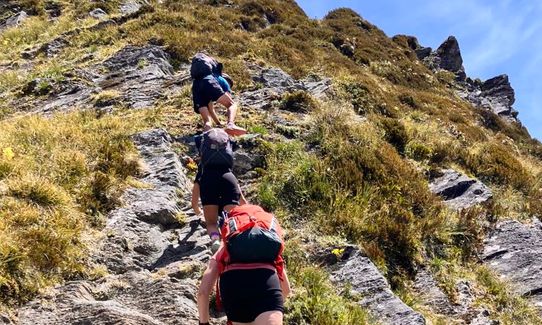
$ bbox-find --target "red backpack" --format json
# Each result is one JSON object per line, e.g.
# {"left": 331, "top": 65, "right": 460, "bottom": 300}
{"left": 215, "top": 205, "right": 286, "bottom": 310}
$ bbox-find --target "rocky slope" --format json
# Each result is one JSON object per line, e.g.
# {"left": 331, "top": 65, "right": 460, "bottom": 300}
{"left": 0, "top": 46, "right": 418, "bottom": 324}
{"left": 2, "top": 1, "right": 542, "bottom": 324}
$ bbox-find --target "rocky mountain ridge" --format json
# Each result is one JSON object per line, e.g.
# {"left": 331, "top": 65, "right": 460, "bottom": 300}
{"left": 404, "top": 35, "right": 519, "bottom": 122}
{"left": 1, "top": 1, "right": 542, "bottom": 324}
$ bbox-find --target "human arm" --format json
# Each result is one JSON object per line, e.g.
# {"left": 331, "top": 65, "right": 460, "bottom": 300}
{"left": 197, "top": 257, "right": 220, "bottom": 324}
{"left": 280, "top": 266, "right": 291, "bottom": 299}
{"left": 239, "top": 185, "right": 248, "bottom": 205}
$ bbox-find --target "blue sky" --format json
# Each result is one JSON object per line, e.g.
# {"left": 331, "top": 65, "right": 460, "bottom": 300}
{"left": 295, "top": 0, "right": 542, "bottom": 140}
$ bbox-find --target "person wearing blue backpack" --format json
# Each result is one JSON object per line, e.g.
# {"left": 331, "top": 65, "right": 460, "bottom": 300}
{"left": 191, "top": 52, "right": 247, "bottom": 136}
{"left": 191, "top": 128, "right": 247, "bottom": 252}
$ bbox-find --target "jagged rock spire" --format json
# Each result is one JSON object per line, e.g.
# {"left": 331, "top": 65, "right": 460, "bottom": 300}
{"left": 436, "top": 36, "right": 464, "bottom": 73}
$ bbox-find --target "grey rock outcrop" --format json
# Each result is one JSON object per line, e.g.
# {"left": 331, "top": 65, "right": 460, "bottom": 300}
{"left": 24, "top": 44, "right": 174, "bottom": 113}
{"left": 401, "top": 35, "right": 432, "bottom": 60}
{"left": 16, "top": 129, "right": 212, "bottom": 324}
{"left": 482, "top": 219, "right": 542, "bottom": 311}
{"left": 241, "top": 65, "right": 331, "bottom": 110}
{"left": 413, "top": 268, "right": 497, "bottom": 323}
{"left": 423, "top": 36, "right": 466, "bottom": 81}
{"left": 332, "top": 250, "right": 426, "bottom": 325}
{"left": 0, "top": 11, "right": 27, "bottom": 30}
{"left": 413, "top": 268, "right": 457, "bottom": 316}
{"left": 436, "top": 36, "right": 464, "bottom": 75}
{"left": 120, "top": 1, "right": 143, "bottom": 16}
{"left": 94, "top": 129, "right": 193, "bottom": 273}
{"left": 99, "top": 45, "right": 174, "bottom": 108}
{"left": 412, "top": 36, "right": 519, "bottom": 123}
{"left": 233, "top": 150, "right": 261, "bottom": 175}
{"left": 18, "top": 271, "right": 200, "bottom": 325}
{"left": 429, "top": 169, "right": 492, "bottom": 210}
{"left": 458, "top": 75, "right": 518, "bottom": 122}
{"left": 89, "top": 8, "right": 108, "bottom": 20}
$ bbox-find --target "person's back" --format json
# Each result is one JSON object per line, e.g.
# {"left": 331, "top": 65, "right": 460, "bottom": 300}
{"left": 197, "top": 204, "right": 290, "bottom": 325}
{"left": 191, "top": 129, "right": 246, "bottom": 253}
{"left": 190, "top": 52, "right": 246, "bottom": 136}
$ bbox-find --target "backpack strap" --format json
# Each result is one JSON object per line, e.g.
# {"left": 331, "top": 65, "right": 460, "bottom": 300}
{"left": 275, "top": 254, "right": 285, "bottom": 281}
{"left": 214, "top": 247, "right": 229, "bottom": 312}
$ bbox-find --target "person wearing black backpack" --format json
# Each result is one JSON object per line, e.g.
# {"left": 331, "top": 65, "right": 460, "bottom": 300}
{"left": 191, "top": 52, "right": 247, "bottom": 136}
{"left": 191, "top": 128, "right": 247, "bottom": 253}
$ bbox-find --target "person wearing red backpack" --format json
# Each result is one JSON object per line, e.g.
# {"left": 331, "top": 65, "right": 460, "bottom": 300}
{"left": 197, "top": 204, "right": 291, "bottom": 325}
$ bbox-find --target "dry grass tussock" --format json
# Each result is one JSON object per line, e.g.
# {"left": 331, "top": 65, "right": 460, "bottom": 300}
{"left": 0, "top": 110, "right": 146, "bottom": 307}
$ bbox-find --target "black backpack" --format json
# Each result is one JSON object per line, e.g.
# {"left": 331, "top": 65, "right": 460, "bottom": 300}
{"left": 190, "top": 53, "right": 223, "bottom": 80}
{"left": 198, "top": 128, "right": 233, "bottom": 168}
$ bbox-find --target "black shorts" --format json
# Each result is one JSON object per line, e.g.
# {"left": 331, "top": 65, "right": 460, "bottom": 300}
{"left": 219, "top": 268, "right": 284, "bottom": 323}
{"left": 199, "top": 169, "right": 240, "bottom": 207}
{"left": 192, "top": 76, "right": 225, "bottom": 113}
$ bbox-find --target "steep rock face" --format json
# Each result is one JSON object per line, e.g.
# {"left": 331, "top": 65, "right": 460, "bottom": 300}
{"left": 435, "top": 36, "right": 465, "bottom": 77}
{"left": 331, "top": 249, "right": 426, "bottom": 325}
{"left": 20, "top": 45, "right": 174, "bottom": 114}
{"left": 458, "top": 75, "right": 518, "bottom": 121}
{"left": 429, "top": 169, "right": 492, "bottom": 210}
{"left": 423, "top": 36, "right": 466, "bottom": 81}
{"left": 99, "top": 45, "right": 174, "bottom": 109}
{"left": 482, "top": 219, "right": 542, "bottom": 311}
{"left": 16, "top": 129, "right": 212, "bottom": 324}
{"left": 413, "top": 268, "right": 497, "bottom": 324}
{"left": 412, "top": 36, "right": 519, "bottom": 122}
{"left": 241, "top": 65, "right": 332, "bottom": 110}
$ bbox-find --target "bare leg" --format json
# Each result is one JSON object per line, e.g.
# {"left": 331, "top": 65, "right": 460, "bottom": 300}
{"left": 199, "top": 106, "right": 213, "bottom": 131}
{"left": 239, "top": 185, "right": 248, "bottom": 205}
{"left": 253, "top": 311, "right": 283, "bottom": 325}
{"left": 202, "top": 205, "right": 220, "bottom": 239}
{"left": 231, "top": 311, "right": 283, "bottom": 325}
{"left": 207, "top": 102, "right": 223, "bottom": 126}
{"left": 191, "top": 183, "right": 202, "bottom": 215}
{"left": 217, "top": 93, "right": 246, "bottom": 136}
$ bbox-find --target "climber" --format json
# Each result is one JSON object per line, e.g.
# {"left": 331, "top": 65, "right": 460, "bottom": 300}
{"left": 197, "top": 204, "right": 291, "bottom": 325}
{"left": 191, "top": 52, "right": 247, "bottom": 136}
{"left": 191, "top": 128, "right": 247, "bottom": 253}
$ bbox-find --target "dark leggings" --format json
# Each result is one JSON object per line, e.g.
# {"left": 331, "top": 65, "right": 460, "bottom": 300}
{"left": 219, "top": 268, "right": 284, "bottom": 323}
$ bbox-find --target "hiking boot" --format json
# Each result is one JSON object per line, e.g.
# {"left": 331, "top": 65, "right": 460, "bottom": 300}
{"left": 211, "top": 239, "right": 221, "bottom": 253}
{"left": 225, "top": 123, "right": 247, "bottom": 137}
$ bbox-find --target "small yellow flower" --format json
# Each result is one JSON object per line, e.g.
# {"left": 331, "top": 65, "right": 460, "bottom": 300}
{"left": 187, "top": 160, "right": 198, "bottom": 171}
{"left": 3, "top": 147, "right": 14, "bottom": 160}
{"left": 331, "top": 248, "right": 345, "bottom": 257}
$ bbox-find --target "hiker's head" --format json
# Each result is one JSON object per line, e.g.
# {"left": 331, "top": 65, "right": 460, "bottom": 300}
{"left": 222, "top": 73, "right": 234, "bottom": 90}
